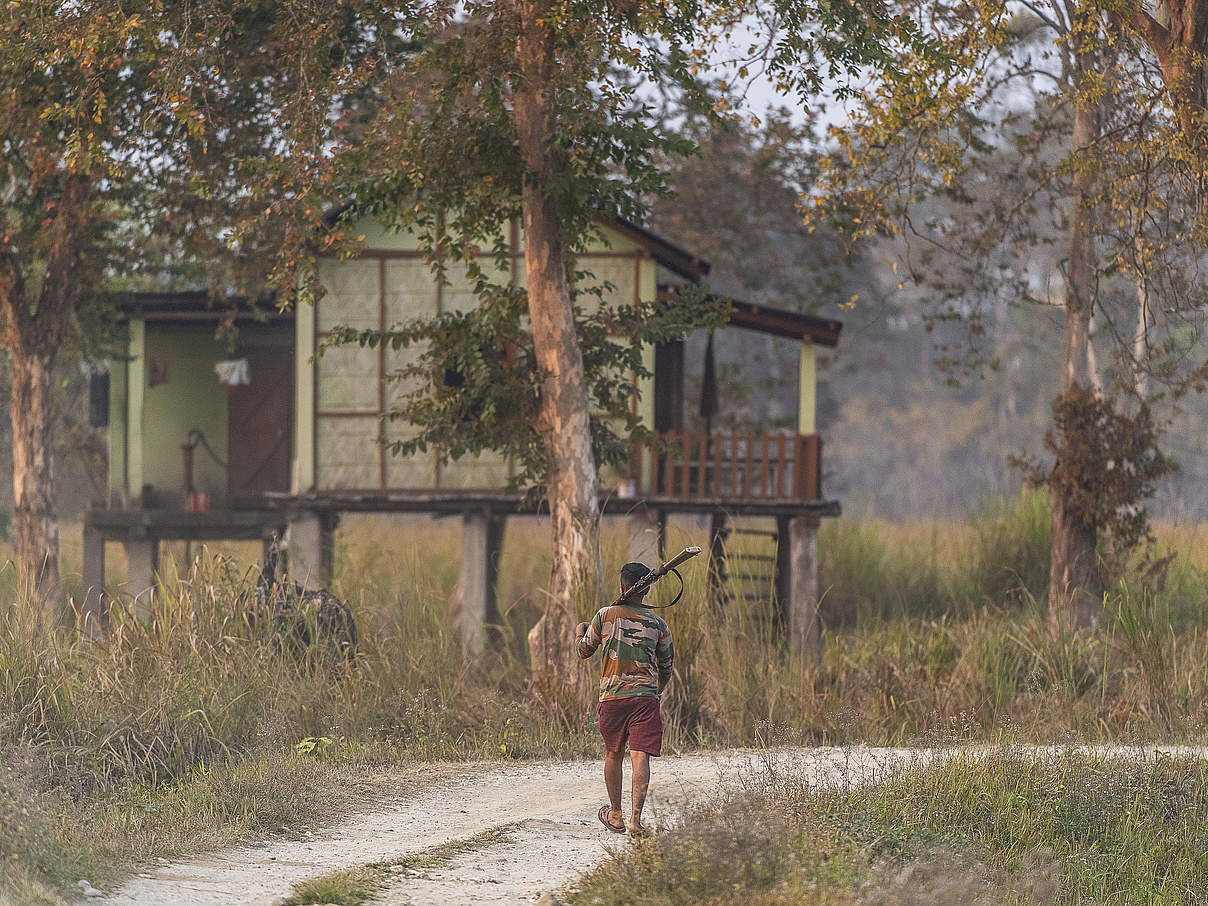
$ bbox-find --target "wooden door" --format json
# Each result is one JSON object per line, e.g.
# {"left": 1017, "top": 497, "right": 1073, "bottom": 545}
{"left": 653, "top": 339, "right": 684, "bottom": 432}
{"left": 228, "top": 341, "right": 293, "bottom": 501}
{"left": 653, "top": 340, "right": 684, "bottom": 495}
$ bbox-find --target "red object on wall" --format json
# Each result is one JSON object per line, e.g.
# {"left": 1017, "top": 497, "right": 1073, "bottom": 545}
{"left": 185, "top": 492, "right": 210, "bottom": 513}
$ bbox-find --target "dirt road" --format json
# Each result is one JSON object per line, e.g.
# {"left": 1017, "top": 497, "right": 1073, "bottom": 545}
{"left": 98, "top": 745, "right": 1203, "bottom": 905}
{"left": 97, "top": 747, "right": 924, "bottom": 906}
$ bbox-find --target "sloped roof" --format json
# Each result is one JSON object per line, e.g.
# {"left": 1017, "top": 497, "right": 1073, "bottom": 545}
{"left": 657, "top": 287, "right": 843, "bottom": 347}
{"left": 604, "top": 216, "right": 711, "bottom": 282}
{"left": 728, "top": 299, "right": 843, "bottom": 347}
{"left": 111, "top": 217, "right": 841, "bottom": 346}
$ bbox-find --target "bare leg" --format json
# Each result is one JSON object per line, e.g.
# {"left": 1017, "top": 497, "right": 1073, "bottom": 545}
{"left": 629, "top": 750, "right": 650, "bottom": 832}
{"left": 604, "top": 749, "right": 624, "bottom": 827}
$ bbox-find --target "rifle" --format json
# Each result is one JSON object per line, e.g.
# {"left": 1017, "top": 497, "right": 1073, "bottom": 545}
{"left": 607, "top": 546, "right": 702, "bottom": 610}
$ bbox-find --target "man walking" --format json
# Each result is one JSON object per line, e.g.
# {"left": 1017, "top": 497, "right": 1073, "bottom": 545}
{"left": 575, "top": 561, "right": 674, "bottom": 837}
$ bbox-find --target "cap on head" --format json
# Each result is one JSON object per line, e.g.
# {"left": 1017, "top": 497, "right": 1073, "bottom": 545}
{"left": 620, "top": 561, "right": 652, "bottom": 592}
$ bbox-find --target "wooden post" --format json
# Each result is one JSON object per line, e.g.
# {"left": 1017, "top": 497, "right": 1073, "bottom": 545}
{"left": 787, "top": 515, "right": 822, "bottom": 663}
{"left": 261, "top": 526, "right": 288, "bottom": 580}
{"left": 287, "top": 511, "right": 336, "bottom": 588}
{"left": 320, "top": 514, "right": 338, "bottom": 585}
{"left": 452, "top": 510, "right": 505, "bottom": 652}
{"left": 728, "top": 433, "right": 738, "bottom": 496}
{"left": 774, "top": 515, "right": 790, "bottom": 635}
{"left": 708, "top": 511, "right": 732, "bottom": 612}
{"left": 677, "top": 431, "right": 690, "bottom": 498}
{"left": 293, "top": 288, "right": 316, "bottom": 494}
{"left": 108, "top": 343, "right": 129, "bottom": 508}
{"left": 760, "top": 436, "right": 771, "bottom": 497}
{"left": 626, "top": 503, "right": 663, "bottom": 567}
{"left": 81, "top": 522, "right": 106, "bottom": 634}
{"left": 262, "top": 533, "right": 277, "bottom": 574}
{"left": 124, "top": 537, "right": 158, "bottom": 620}
{"left": 777, "top": 434, "right": 788, "bottom": 498}
{"left": 127, "top": 319, "right": 146, "bottom": 505}
{"left": 798, "top": 435, "right": 822, "bottom": 500}
{"left": 743, "top": 434, "right": 753, "bottom": 497}
{"left": 798, "top": 341, "right": 816, "bottom": 435}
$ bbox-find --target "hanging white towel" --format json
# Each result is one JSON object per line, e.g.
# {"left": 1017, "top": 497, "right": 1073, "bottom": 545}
{"left": 214, "top": 358, "right": 251, "bottom": 387}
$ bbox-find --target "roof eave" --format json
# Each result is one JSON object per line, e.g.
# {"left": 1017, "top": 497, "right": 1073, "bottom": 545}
{"left": 106, "top": 291, "right": 289, "bottom": 323}
{"left": 656, "top": 288, "right": 843, "bottom": 347}
{"left": 599, "top": 216, "right": 711, "bottom": 282}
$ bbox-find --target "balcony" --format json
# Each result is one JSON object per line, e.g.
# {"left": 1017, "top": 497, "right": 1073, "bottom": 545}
{"left": 630, "top": 432, "right": 823, "bottom": 503}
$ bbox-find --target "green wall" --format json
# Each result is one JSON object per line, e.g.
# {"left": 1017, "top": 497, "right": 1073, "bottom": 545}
{"left": 140, "top": 326, "right": 231, "bottom": 504}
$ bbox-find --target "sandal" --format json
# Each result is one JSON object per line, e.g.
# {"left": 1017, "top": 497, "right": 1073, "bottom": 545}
{"left": 628, "top": 823, "right": 650, "bottom": 838}
{"left": 598, "top": 805, "right": 625, "bottom": 833}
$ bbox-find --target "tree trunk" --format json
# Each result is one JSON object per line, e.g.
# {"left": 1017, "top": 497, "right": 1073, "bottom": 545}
{"left": 1085, "top": 313, "right": 1104, "bottom": 395}
{"left": 1115, "top": 0, "right": 1208, "bottom": 148}
{"left": 514, "top": 0, "right": 601, "bottom": 696}
{"left": 1049, "top": 476, "right": 1102, "bottom": 632}
{"left": 1133, "top": 234, "right": 1150, "bottom": 399}
{"left": 10, "top": 344, "right": 60, "bottom": 609}
{"left": 1048, "top": 74, "right": 1103, "bottom": 637}
{"left": 1154, "top": 1, "right": 1208, "bottom": 146}
{"left": 0, "top": 172, "right": 86, "bottom": 619}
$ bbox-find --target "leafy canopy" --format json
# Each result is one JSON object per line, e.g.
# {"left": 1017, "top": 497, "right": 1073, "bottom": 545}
{"left": 228, "top": 0, "right": 944, "bottom": 485}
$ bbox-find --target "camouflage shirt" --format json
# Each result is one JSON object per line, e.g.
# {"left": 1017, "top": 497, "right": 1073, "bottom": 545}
{"left": 577, "top": 603, "right": 674, "bottom": 701}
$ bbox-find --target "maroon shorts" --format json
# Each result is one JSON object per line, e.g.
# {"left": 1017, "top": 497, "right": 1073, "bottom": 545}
{"left": 598, "top": 696, "right": 662, "bottom": 756}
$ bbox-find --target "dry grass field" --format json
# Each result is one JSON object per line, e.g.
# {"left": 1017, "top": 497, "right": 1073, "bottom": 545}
{"left": 4, "top": 490, "right": 1208, "bottom": 902}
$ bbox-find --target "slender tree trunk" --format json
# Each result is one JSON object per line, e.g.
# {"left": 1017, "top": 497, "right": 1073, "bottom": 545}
{"left": 1085, "top": 313, "right": 1104, "bottom": 395}
{"left": 515, "top": 0, "right": 601, "bottom": 695}
{"left": 1048, "top": 73, "right": 1103, "bottom": 637}
{"left": 1133, "top": 235, "right": 1150, "bottom": 399}
{"left": 10, "top": 343, "right": 60, "bottom": 608}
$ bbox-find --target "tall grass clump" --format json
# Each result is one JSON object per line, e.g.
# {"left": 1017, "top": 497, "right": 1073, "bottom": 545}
{"left": 962, "top": 489, "right": 1051, "bottom": 606}
{"left": 573, "top": 749, "right": 1208, "bottom": 905}
{"left": 818, "top": 490, "right": 1051, "bottom": 625}
{"left": 818, "top": 518, "right": 956, "bottom": 624}
{"left": 833, "top": 750, "right": 1208, "bottom": 902}
{"left": 2, "top": 550, "right": 602, "bottom": 797}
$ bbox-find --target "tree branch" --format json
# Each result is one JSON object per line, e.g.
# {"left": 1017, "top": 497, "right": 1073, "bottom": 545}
{"left": 1110, "top": 4, "right": 1173, "bottom": 66}
{"left": 0, "top": 246, "right": 29, "bottom": 350}
{"left": 34, "top": 173, "right": 91, "bottom": 352}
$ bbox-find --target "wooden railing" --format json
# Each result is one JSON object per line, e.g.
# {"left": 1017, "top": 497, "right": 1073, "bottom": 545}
{"left": 630, "top": 432, "right": 822, "bottom": 501}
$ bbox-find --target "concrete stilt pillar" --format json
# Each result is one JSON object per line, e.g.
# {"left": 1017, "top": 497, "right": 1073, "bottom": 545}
{"left": 626, "top": 504, "right": 663, "bottom": 568}
{"left": 287, "top": 512, "right": 336, "bottom": 588}
{"left": 81, "top": 523, "right": 107, "bottom": 634}
{"left": 124, "top": 538, "right": 158, "bottom": 620}
{"left": 452, "top": 511, "right": 504, "bottom": 652}
{"left": 786, "top": 515, "right": 822, "bottom": 663}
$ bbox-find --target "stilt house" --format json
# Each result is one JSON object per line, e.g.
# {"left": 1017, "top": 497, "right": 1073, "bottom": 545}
{"left": 85, "top": 216, "right": 842, "bottom": 653}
